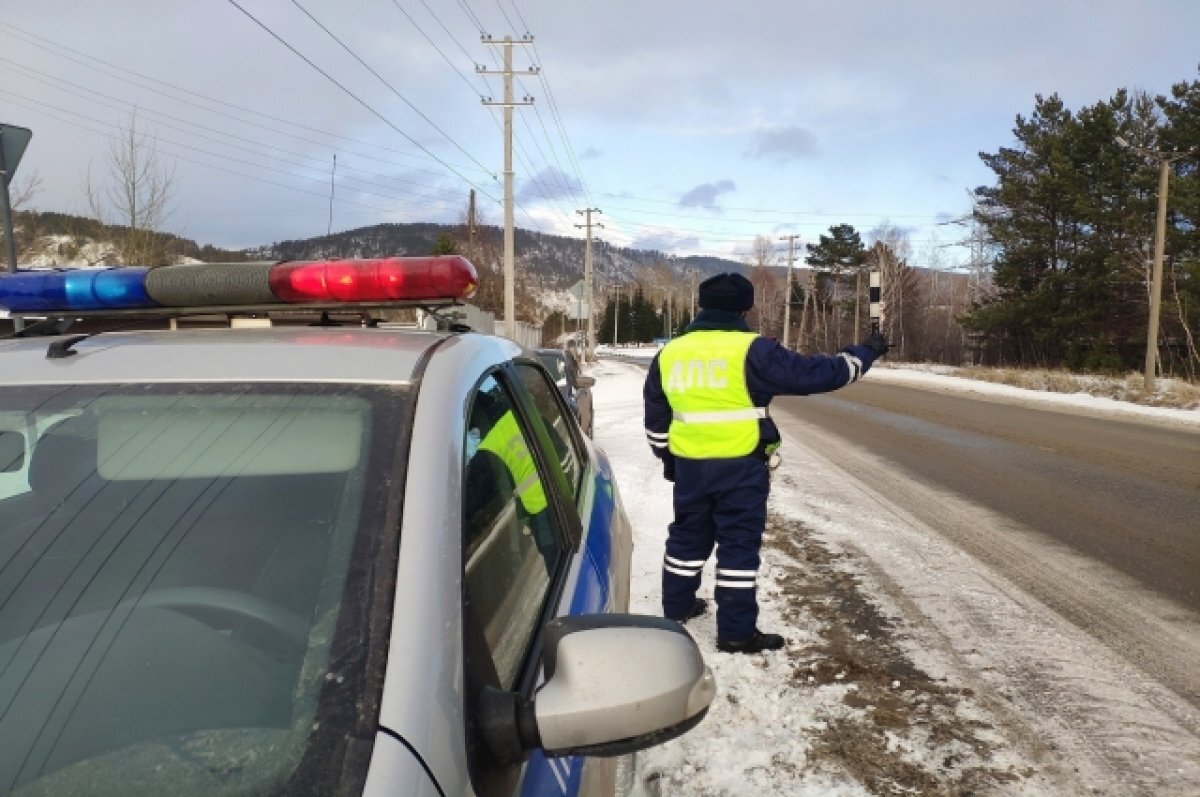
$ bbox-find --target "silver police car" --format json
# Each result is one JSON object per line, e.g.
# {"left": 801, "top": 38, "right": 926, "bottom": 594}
{"left": 0, "top": 257, "right": 715, "bottom": 797}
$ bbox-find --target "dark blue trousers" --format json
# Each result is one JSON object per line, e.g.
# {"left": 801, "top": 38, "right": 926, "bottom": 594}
{"left": 662, "top": 456, "right": 770, "bottom": 641}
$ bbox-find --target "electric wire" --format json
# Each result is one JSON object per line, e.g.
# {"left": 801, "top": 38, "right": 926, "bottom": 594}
{"left": 1, "top": 90, "right": 463, "bottom": 212}
{"left": 456, "top": 0, "right": 582, "bottom": 213}
{"left": 2, "top": 64, "right": 473, "bottom": 206}
{"left": 456, "top": 0, "right": 488, "bottom": 33}
{"left": 224, "top": 0, "right": 500, "bottom": 202}
{"left": 0, "top": 22, "right": 489, "bottom": 178}
{"left": 379, "top": 1, "right": 575, "bottom": 228}
{"left": 288, "top": 0, "right": 494, "bottom": 177}
{"left": 4, "top": 22, "right": 566, "bottom": 230}
{"left": 2, "top": 94, "right": 433, "bottom": 219}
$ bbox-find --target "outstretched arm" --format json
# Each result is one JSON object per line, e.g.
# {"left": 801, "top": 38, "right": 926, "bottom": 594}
{"left": 747, "top": 337, "right": 880, "bottom": 396}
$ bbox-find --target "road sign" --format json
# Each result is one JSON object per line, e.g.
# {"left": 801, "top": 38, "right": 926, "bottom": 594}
{"left": 0, "top": 124, "right": 32, "bottom": 177}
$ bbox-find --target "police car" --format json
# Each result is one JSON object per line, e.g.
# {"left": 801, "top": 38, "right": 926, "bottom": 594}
{"left": 0, "top": 257, "right": 715, "bottom": 797}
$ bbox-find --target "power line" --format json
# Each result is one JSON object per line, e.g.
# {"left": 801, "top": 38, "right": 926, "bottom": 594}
{"left": 592, "top": 189, "right": 949, "bottom": 220}
{"left": 388, "top": 0, "right": 488, "bottom": 96}
{"left": 1, "top": 90, "right": 465, "bottom": 212}
{"left": 376, "top": 2, "right": 573, "bottom": 228}
{"left": 288, "top": 0, "right": 495, "bottom": 179}
{"left": 2, "top": 94, "right": 418, "bottom": 218}
{"left": 3, "top": 62, "right": 471, "bottom": 206}
{"left": 0, "top": 22, "right": 488, "bottom": 177}
{"left": 491, "top": 0, "right": 520, "bottom": 34}
{"left": 456, "top": 0, "right": 487, "bottom": 33}
{"left": 601, "top": 211, "right": 967, "bottom": 248}
{"left": 455, "top": 0, "right": 588, "bottom": 210}
{"left": 415, "top": 0, "right": 484, "bottom": 64}
{"left": 224, "top": 0, "right": 499, "bottom": 202}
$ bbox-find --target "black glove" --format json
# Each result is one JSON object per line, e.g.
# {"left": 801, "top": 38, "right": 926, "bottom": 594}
{"left": 662, "top": 456, "right": 676, "bottom": 482}
{"left": 861, "top": 331, "right": 891, "bottom": 356}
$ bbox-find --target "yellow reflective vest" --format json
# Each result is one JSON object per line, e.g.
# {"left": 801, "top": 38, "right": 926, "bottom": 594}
{"left": 658, "top": 330, "right": 765, "bottom": 458}
{"left": 478, "top": 411, "right": 547, "bottom": 514}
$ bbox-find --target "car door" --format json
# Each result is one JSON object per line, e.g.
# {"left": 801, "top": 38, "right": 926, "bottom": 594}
{"left": 460, "top": 364, "right": 616, "bottom": 797}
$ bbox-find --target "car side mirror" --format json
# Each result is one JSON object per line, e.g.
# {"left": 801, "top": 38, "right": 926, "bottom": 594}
{"left": 478, "top": 614, "right": 714, "bottom": 763}
{"left": 574, "top": 376, "right": 595, "bottom": 389}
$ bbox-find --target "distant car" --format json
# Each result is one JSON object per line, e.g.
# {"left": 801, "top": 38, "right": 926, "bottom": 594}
{"left": 536, "top": 348, "right": 594, "bottom": 437}
{"left": 0, "top": 258, "right": 714, "bottom": 797}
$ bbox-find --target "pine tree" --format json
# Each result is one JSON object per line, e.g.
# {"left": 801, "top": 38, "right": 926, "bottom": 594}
{"left": 964, "top": 80, "right": 1200, "bottom": 376}
{"left": 805, "top": 224, "right": 866, "bottom": 349}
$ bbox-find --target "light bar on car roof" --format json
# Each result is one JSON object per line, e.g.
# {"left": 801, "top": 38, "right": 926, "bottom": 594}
{"left": 0, "top": 257, "right": 478, "bottom": 314}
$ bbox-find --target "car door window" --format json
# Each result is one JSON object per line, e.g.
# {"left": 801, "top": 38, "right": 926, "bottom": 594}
{"left": 463, "top": 375, "right": 564, "bottom": 689}
{"left": 515, "top": 363, "right": 584, "bottom": 501}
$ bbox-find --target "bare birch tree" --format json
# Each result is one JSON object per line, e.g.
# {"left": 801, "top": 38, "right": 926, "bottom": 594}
{"left": 6, "top": 171, "right": 41, "bottom": 258}
{"left": 745, "top": 235, "right": 780, "bottom": 335}
{"left": 84, "top": 112, "right": 176, "bottom": 265}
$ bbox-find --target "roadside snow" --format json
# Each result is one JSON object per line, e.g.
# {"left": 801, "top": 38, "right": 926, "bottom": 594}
{"left": 589, "top": 354, "right": 1200, "bottom": 795}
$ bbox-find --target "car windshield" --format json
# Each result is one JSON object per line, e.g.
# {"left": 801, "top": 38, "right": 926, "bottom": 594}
{"left": 0, "top": 382, "right": 406, "bottom": 796}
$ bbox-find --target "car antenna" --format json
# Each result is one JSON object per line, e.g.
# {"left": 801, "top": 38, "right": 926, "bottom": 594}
{"left": 46, "top": 334, "right": 92, "bottom": 359}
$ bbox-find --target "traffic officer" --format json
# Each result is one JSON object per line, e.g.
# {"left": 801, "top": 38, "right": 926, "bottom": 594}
{"left": 643, "top": 272, "right": 889, "bottom": 653}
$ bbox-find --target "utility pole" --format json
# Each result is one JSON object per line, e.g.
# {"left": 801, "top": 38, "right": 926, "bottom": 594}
{"left": 779, "top": 234, "right": 800, "bottom": 349}
{"left": 480, "top": 35, "right": 536, "bottom": 341}
{"left": 575, "top": 207, "right": 603, "bottom": 361}
{"left": 1116, "top": 135, "right": 1197, "bottom": 392}
{"left": 613, "top": 284, "right": 620, "bottom": 347}
{"left": 326, "top": 154, "right": 336, "bottom": 236}
{"left": 467, "top": 188, "right": 476, "bottom": 253}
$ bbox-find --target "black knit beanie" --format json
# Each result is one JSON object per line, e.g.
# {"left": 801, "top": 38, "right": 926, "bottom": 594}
{"left": 697, "top": 272, "right": 754, "bottom": 312}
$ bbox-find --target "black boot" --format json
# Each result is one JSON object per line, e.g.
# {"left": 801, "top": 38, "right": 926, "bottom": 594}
{"left": 668, "top": 598, "right": 708, "bottom": 623}
{"left": 716, "top": 629, "right": 785, "bottom": 654}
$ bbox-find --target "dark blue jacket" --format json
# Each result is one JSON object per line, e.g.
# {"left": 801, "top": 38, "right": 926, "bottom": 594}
{"left": 643, "top": 309, "right": 878, "bottom": 462}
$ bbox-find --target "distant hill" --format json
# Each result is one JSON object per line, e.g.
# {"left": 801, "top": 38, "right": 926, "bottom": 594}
{"left": 11, "top": 211, "right": 749, "bottom": 324}
{"left": 14, "top": 210, "right": 252, "bottom": 267}
{"left": 15, "top": 210, "right": 745, "bottom": 286}
{"left": 255, "top": 222, "right": 746, "bottom": 290}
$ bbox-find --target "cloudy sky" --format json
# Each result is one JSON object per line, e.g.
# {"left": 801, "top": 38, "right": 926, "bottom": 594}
{"left": 4, "top": 0, "right": 1198, "bottom": 266}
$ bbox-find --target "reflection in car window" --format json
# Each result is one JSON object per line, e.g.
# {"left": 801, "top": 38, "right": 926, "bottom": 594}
{"left": 537, "top": 353, "right": 565, "bottom": 383}
{"left": 463, "top": 375, "right": 562, "bottom": 689}
{"left": 516, "top": 364, "right": 583, "bottom": 500}
{"left": 0, "top": 383, "right": 397, "bottom": 796}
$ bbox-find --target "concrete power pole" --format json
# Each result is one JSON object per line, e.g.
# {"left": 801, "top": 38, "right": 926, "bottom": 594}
{"left": 612, "top": 284, "right": 620, "bottom": 347}
{"left": 1116, "top": 135, "right": 1197, "bottom": 392}
{"left": 779, "top": 234, "right": 799, "bottom": 349}
{"left": 479, "top": 35, "right": 536, "bottom": 341}
{"left": 575, "top": 208, "right": 603, "bottom": 361}
{"left": 467, "top": 188, "right": 476, "bottom": 253}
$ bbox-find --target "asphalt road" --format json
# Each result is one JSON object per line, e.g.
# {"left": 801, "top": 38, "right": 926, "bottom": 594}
{"left": 772, "top": 380, "right": 1200, "bottom": 707}
{"left": 775, "top": 382, "right": 1200, "bottom": 609}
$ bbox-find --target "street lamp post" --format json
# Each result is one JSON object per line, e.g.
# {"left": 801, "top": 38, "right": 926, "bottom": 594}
{"left": 1116, "top": 136, "right": 1196, "bottom": 392}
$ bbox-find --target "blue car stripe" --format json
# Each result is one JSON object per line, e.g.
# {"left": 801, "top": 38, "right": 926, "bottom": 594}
{"left": 568, "top": 469, "right": 616, "bottom": 616}
{"left": 521, "top": 464, "right": 620, "bottom": 796}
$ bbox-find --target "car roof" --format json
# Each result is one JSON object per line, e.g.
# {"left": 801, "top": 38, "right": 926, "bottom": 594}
{"left": 0, "top": 327, "right": 517, "bottom": 386}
